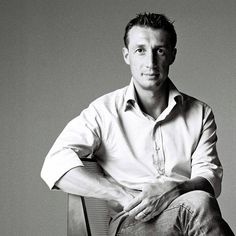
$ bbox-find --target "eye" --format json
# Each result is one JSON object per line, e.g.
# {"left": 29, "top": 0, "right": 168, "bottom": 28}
{"left": 157, "top": 48, "right": 166, "bottom": 56}
{"left": 135, "top": 48, "right": 145, "bottom": 54}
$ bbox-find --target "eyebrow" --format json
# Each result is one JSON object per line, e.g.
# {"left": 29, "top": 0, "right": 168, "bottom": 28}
{"left": 132, "top": 44, "right": 146, "bottom": 48}
{"left": 132, "top": 44, "right": 168, "bottom": 49}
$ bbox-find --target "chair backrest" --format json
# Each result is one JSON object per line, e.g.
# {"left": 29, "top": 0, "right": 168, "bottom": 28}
{"left": 67, "top": 159, "right": 110, "bottom": 236}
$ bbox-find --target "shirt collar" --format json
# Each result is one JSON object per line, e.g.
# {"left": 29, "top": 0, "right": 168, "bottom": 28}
{"left": 124, "top": 78, "right": 183, "bottom": 112}
{"left": 124, "top": 77, "right": 137, "bottom": 107}
{"left": 168, "top": 79, "right": 183, "bottom": 105}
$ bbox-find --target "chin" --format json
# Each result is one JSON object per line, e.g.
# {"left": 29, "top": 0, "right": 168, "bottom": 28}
{"left": 151, "top": 78, "right": 168, "bottom": 90}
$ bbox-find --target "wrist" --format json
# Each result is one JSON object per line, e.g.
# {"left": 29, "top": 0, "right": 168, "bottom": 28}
{"left": 179, "top": 177, "right": 215, "bottom": 196}
{"left": 105, "top": 183, "right": 125, "bottom": 202}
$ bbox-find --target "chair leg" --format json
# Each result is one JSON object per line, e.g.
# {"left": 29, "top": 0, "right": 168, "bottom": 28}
{"left": 68, "top": 194, "right": 91, "bottom": 236}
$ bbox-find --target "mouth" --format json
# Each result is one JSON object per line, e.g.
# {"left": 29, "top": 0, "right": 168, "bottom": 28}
{"left": 142, "top": 72, "right": 159, "bottom": 78}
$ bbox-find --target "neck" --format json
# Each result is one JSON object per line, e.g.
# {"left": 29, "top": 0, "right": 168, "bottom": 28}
{"left": 135, "top": 81, "right": 169, "bottom": 119}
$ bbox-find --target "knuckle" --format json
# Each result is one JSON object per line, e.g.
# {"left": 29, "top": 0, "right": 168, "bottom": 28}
{"left": 142, "top": 198, "right": 149, "bottom": 205}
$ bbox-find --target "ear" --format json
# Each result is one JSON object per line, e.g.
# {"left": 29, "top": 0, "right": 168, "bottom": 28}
{"left": 169, "top": 48, "right": 177, "bottom": 65}
{"left": 122, "top": 47, "right": 130, "bottom": 65}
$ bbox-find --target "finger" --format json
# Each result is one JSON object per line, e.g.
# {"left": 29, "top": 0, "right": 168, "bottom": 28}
{"left": 124, "top": 195, "right": 142, "bottom": 212}
{"left": 139, "top": 200, "right": 165, "bottom": 222}
{"left": 135, "top": 210, "right": 149, "bottom": 221}
{"left": 139, "top": 213, "right": 152, "bottom": 222}
{"left": 128, "top": 200, "right": 148, "bottom": 218}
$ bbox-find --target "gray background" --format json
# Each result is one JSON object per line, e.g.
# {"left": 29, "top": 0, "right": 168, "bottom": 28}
{"left": 1, "top": 0, "right": 235, "bottom": 235}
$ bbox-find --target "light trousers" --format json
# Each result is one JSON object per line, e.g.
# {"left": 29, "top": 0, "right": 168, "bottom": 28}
{"left": 115, "top": 191, "right": 234, "bottom": 236}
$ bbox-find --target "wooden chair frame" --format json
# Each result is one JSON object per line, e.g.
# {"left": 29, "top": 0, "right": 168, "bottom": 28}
{"left": 67, "top": 159, "right": 109, "bottom": 236}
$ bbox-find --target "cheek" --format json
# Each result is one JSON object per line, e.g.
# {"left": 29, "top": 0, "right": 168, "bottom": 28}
{"left": 130, "top": 66, "right": 139, "bottom": 76}
{"left": 158, "top": 60, "right": 170, "bottom": 70}
{"left": 130, "top": 61, "right": 141, "bottom": 72}
{"left": 130, "top": 60, "right": 143, "bottom": 69}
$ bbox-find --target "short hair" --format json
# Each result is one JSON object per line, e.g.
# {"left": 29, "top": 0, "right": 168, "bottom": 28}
{"left": 123, "top": 12, "right": 177, "bottom": 49}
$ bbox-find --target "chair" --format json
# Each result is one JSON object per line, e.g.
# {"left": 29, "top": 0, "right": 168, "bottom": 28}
{"left": 67, "top": 159, "right": 110, "bottom": 236}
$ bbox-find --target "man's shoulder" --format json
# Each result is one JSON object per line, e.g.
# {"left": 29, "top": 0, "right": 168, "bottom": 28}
{"left": 90, "top": 85, "right": 129, "bottom": 110}
{"left": 180, "top": 92, "right": 213, "bottom": 114}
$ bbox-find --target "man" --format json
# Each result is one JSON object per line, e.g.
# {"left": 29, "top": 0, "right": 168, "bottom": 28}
{"left": 41, "top": 13, "right": 234, "bottom": 235}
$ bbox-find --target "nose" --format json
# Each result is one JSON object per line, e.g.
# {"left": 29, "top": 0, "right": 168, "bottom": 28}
{"left": 146, "top": 50, "right": 158, "bottom": 69}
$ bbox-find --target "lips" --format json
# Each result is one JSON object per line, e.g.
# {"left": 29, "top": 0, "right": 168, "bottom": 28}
{"left": 145, "top": 73, "right": 158, "bottom": 76}
{"left": 142, "top": 71, "right": 159, "bottom": 76}
{"left": 142, "top": 72, "right": 159, "bottom": 77}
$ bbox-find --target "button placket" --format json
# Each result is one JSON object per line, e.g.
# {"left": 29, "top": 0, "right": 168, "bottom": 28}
{"left": 152, "top": 124, "right": 165, "bottom": 175}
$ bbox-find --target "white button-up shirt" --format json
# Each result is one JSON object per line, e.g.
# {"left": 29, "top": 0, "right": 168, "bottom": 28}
{"left": 41, "top": 79, "right": 223, "bottom": 197}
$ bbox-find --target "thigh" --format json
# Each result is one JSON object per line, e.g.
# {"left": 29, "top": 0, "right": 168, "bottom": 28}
{"left": 116, "top": 203, "right": 185, "bottom": 236}
{"left": 167, "top": 190, "right": 216, "bottom": 214}
{"left": 117, "top": 191, "right": 219, "bottom": 236}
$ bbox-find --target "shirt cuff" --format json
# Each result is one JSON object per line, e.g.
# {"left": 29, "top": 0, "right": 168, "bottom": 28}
{"left": 41, "top": 148, "right": 84, "bottom": 190}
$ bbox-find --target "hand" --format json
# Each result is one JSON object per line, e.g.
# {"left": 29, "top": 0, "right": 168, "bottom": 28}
{"left": 124, "top": 177, "right": 181, "bottom": 222}
{"left": 108, "top": 182, "right": 140, "bottom": 212}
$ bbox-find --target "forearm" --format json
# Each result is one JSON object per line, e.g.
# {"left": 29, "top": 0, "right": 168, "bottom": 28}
{"left": 56, "top": 166, "right": 125, "bottom": 202}
{"left": 178, "top": 176, "right": 215, "bottom": 196}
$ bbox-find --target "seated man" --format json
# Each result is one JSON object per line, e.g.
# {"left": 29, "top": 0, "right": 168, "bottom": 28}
{"left": 41, "top": 13, "right": 234, "bottom": 235}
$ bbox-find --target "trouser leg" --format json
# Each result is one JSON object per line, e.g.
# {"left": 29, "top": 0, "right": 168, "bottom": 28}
{"left": 116, "top": 190, "right": 234, "bottom": 236}
{"left": 179, "top": 191, "right": 234, "bottom": 235}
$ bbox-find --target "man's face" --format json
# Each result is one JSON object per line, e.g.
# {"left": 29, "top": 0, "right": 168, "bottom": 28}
{"left": 123, "top": 26, "right": 176, "bottom": 93}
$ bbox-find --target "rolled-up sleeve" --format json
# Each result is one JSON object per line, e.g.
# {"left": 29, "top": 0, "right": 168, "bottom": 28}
{"left": 191, "top": 105, "right": 223, "bottom": 197}
{"left": 41, "top": 104, "right": 101, "bottom": 189}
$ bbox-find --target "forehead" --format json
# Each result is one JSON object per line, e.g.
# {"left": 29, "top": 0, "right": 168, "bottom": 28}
{"left": 127, "top": 26, "right": 171, "bottom": 47}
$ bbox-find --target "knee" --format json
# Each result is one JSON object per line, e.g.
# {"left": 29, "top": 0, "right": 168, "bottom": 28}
{"left": 179, "top": 190, "right": 220, "bottom": 215}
